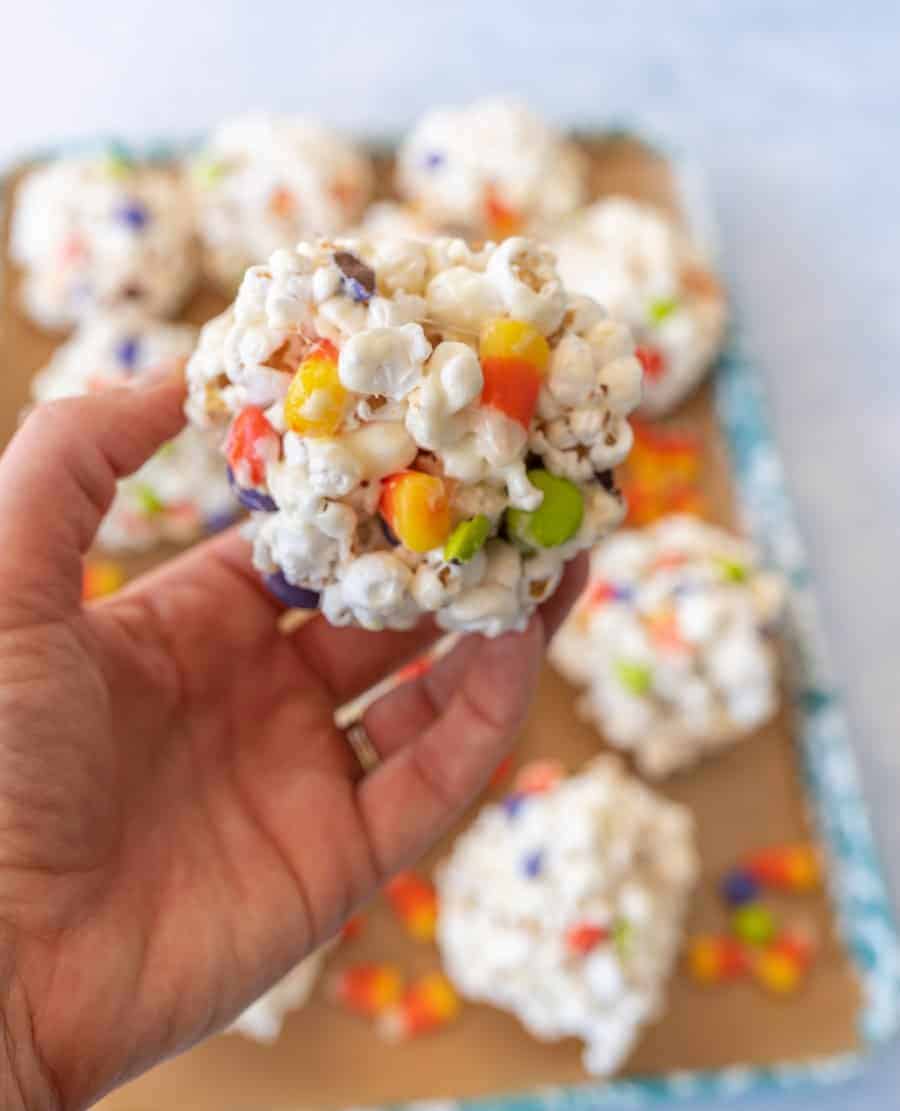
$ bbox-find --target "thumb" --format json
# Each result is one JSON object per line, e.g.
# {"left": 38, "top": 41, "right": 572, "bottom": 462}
{"left": 0, "top": 368, "right": 187, "bottom": 622}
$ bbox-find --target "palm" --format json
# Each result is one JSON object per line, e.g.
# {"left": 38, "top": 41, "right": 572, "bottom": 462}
{"left": 0, "top": 378, "right": 584, "bottom": 1109}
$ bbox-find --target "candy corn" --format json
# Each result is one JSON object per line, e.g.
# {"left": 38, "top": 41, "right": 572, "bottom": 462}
{"left": 284, "top": 340, "right": 349, "bottom": 438}
{"left": 752, "top": 932, "right": 815, "bottom": 996}
{"left": 479, "top": 318, "right": 549, "bottom": 428}
{"left": 83, "top": 559, "right": 125, "bottom": 600}
{"left": 742, "top": 845, "right": 822, "bottom": 893}
{"left": 226, "top": 406, "right": 280, "bottom": 487}
{"left": 385, "top": 872, "right": 438, "bottom": 943}
{"left": 686, "top": 935, "right": 750, "bottom": 984}
{"left": 331, "top": 962, "right": 403, "bottom": 1018}
{"left": 635, "top": 345, "right": 666, "bottom": 381}
{"left": 380, "top": 471, "right": 452, "bottom": 553}
{"left": 483, "top": 184, "right": 523, "bottom": 239}
{"left": 379, "top": 972, "right": 461, "bottom": 1041}
{"left": 565, "top": 922, "right": 610, "bottom": 956}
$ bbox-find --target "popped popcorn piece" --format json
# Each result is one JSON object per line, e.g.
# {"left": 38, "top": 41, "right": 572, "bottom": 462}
{"left": 396, "top": 98, "right": 587, "bottom": 238}
{"left": 31, "top": 312, "right": 234, "bottom": 552}
{"left": 551, "top": 516, "right": 785, "bottom": 777}
{"left": 185, "top": 235, "right": 638, "bottom": 635}
{"left": 191, "top": 113, "right": 374, "bottom": 290}
{"left": 437, "top": 758, "right": 698, "bottom": 1076}
{"left": 550, "top": 197, "right": 727, "bottom": 415}
{"left": 229, "top": 950, "right": 326, "bottom": 1044}
{"left": 11, "top": 152, "right": 197, "bottom": 330}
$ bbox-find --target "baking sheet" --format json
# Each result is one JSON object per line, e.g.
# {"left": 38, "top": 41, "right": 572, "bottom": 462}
{"left": 1, "top": 133, "right": 895, "bottom": 1111}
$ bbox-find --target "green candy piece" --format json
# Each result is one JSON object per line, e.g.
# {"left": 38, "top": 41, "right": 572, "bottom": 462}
{"left": 614, "top": 659, "right": 653, "bottom": 696}
{"left": 444, "top": 514, "right": 491, "bottom": 563}
{"left": 505, "top": 470, "right": 584, "bottom": 550}
{"left": 648, "top": 296, "right": 678, "bottom": 324}
{"left": 192, "top": 158, "right": 227, "bottom": 189}
{"left": 136, "top": 485, "right": 164, "bottom": 516}
{"left": 716, "top": 556, "right": 748, "bottom": 583}
{"left": 613, "top": 919, "right": 634, "bottom": 958}
{"left": 731, "top": 903, "right": 776, "bottom": 947}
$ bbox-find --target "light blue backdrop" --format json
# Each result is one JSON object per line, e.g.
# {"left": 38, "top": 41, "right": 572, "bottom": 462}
{"left": 3, "top": 4, "right": 899, "bottom": 1107}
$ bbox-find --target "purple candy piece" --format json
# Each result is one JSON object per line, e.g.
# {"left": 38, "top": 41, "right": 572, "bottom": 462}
{"left": 264, "top": 572, "right": 320, "bottom": 610}
{"left": 118, "top": 200, "right": 150, "bottom": 230}
{"left": 424, "top": 151, "right": 445, "bottom": 170}
{"left": 227, "top": 466, "right": 277, "bottom": 512}
{"left": 116, "top": 335, "right": 140, "bottom": 370}
{"left": 522, "top": 849, "right": 544, "bottom": 879}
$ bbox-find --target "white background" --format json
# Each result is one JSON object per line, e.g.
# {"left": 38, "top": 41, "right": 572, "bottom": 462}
{"left": 3, "top": 3, "right": 900, "bottom": 1107}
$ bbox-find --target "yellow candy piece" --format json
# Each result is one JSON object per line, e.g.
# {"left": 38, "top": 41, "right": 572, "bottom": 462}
{"left": 381, "top": 472, "right": 452, "bottom": 553}
{"left": 479, "top": 318, "right": 550, "bottom": 372}
{"left": 284, "top": 344, "right": 348, "bottom": 437}
{"left": 755, "top": 950, "right": 802, "bottom": 995}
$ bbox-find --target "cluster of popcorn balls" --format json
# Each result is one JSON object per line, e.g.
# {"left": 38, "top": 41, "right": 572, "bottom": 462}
{"left": 11, "top": 97, "right": 798, "bottom": 1076}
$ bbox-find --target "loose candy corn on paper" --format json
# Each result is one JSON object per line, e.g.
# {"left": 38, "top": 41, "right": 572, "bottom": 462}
{"left": 1, "top": 132, "right": 886, "bottom": 1111}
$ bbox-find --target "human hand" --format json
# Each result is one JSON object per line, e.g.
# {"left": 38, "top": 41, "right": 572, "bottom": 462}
{"left": 0, "top": 372, "right": 586, "bottom": 1110}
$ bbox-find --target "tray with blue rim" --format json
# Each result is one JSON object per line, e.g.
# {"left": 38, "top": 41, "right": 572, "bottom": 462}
{"left": 1, "top": 129, "right": 897, "bottom": 1110}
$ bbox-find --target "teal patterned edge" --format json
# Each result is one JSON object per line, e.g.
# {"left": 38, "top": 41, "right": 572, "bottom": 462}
{"left": 2, "top": 129, "right": 899, "bottom": 1109}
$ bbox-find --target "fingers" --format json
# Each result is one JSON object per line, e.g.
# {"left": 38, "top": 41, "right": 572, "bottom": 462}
{"left": 0, "top": 372, "right": 186, "bottom": 620}
{"left": 362, "top": 554, "right": 588, "bottom": 758}
{"left": 355, "top": 618, "right": 544, "bottom": 875}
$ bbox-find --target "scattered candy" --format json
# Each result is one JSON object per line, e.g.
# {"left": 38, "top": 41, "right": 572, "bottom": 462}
{"left": 742, "top": 844, "right": 822, "bottom": 893}
{"left": 331, "top": 962, "right": 404, "bottom": 1018}
{"left": 506, "top": 469, "right": 584, "bottom": 549}
{"left": 479, "top": 318, "right": 549, "bottom": 428}
{"left": 444, "top": 514, "right": 491, "bottom": 563}
{"left": 731, "top": 903, "right": 777, "bottom": 947}
{"left": 83, "top": 559, "right": 125, "bottom": 600}
{"left": 619, "top": 421, "right": 706, "bottom": 528}
{"left": 720, "top": 868, "right": 760, "bottom": 907}
{"left": 379, "top": 972, "right": 461, "bottom": 1041}
{"left": 385, "top": 872, "right": 438, "bottom": 943}
{"left": 284, "top": 341, "right": 348, "bottom": 438}
{"left": 380, "top": 472, "right": 452, "bottom": 554}
{"left": 686, "top": 935, "right": 750, "bottom": 984}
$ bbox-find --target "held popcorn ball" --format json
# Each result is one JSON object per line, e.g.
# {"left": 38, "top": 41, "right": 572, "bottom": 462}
{"left": 11, "top": 151, "right": 197, "bottom": 330}
{"left": 32, "top": 312, "right": 235, "bottom": 551}
{"left": 186, "top": 235, "right": 641, "bottom": 634}
{"left": 550, "top": 198, "right": 727, "bottom": 416}
{"left": 190, "top": 113, "right": 374, "bottom": 291}
{"left": 436, "top": 758, "right": 698, "bottom": 1077}
{"left": 396, "top": 98, "right": 587, "bottom": 239}
{"left": 551, "top": 516, "right": 785, "bottom": 778}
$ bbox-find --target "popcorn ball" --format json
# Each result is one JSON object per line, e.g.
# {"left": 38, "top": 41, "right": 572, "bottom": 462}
{"left": 229, "top": 950, "right": 326, "bottom": 1043}
{"left": 551, "top": 516, "right": 785, "bottom": 777}
{"left": 32, "top": 312, "right": 235, "bottom": 552}
{"left": 186, "top": 234, "right": 641, "bottom": 634}
{"left": 551, "top": 198, "right": 727, "bottom": 415}
{"left": 396, "top": 98, "right": 587, "bottom": 239}
{"left": 436, "top": 758, "right": 697, "bottom": 1076}
{"left": 11, "top": 151, "right": 197, "bottom": 330}
{"left": 191, "top": 113, "right": 374, "bottom": 291}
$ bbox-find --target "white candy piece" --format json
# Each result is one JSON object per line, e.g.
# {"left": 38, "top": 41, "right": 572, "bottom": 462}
{"left": 31, "top": 312, "right": 235, "bottom": 552}
{"left": 551, "top": 515, "right": 785, "bottom": 777}
{"left": 11, "top": 153, "right": 197, "bottom": 330}
{"left": 228, "top": 950, "right": 326, "bottom": 1044}
{"left": 191, "top": 113, "right": 374, "bottom": 291}
{"left": 437, "top": 758, "right": 698, "bottom": 1076}
{"left": 550, "top": 197, "right": 728, "bottom": 415}
{"left": 186, "top": 235, "right": 639, "bottom": 635}
{"left": 396, "top": 98, "right": 587, "bottom": 236}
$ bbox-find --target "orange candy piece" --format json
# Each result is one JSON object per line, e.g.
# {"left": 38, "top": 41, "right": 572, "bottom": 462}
{"left": 484, "top": 184, "right": 523, "bottom": 239}
{"left": 512, "top": 759, "right": 566, "bottom": 796}
{"left": 565, "top": 922, "right": 610, "bottom": 956}
{"left": 226, "top": 406, "right": 279, "bottom": 486}
{"left": 386, "top": 872, "right": 438, "bottom": 943}
{"left": 687, "top": 935, "right": 750, "bottom": 984}
{"left": 380, "top": 471, "right": 452, "bottom": 552}
{"left": 83, "top": 559, "right": 125, "bottom": 600}
{"left": 379, "top": 972, "right": 461, "bottom": 1041}
{"left": 479, "top": 318, "right": 550, "bottom": 428}
{"left": 332, "top": 962, "right": 403, "bottom": 1018}
{"left": 743, "top": 845, "right": 822, "bottom": 893}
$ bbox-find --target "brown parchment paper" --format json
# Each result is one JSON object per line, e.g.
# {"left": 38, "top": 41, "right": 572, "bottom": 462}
{"left": 0, "top": 136, "right": 861, "bottom": 1111}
